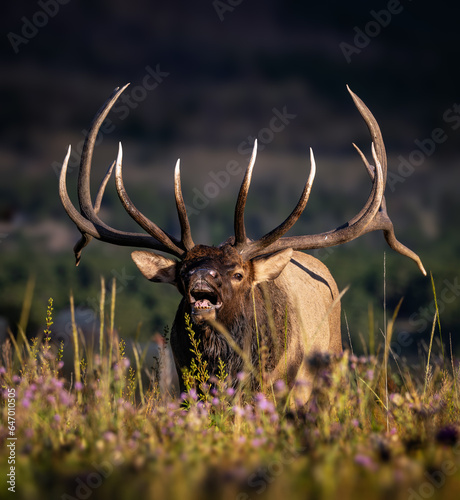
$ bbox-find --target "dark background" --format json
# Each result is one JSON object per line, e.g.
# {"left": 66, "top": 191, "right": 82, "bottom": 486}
{"left": 1, "top": 0, "right": 459, "bottom": 355}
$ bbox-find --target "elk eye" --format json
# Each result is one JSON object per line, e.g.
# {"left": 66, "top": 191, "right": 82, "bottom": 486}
{"left": 233, "top": 272, "right": 243, "bottom": 281}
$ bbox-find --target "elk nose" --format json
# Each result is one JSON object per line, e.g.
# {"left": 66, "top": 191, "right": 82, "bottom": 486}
{"left": 200, "top": 268, "right": 217, "bottom": 278}
{"left": 189, "top": 267, "right": 217, "bottom": 278}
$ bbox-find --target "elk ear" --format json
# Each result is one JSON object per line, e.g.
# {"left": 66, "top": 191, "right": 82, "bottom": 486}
{"left": 252, "top": 248, "right": 293, "bottom": 284}
{"left": 131, "top": 251, "right": 177, "bottom": 285}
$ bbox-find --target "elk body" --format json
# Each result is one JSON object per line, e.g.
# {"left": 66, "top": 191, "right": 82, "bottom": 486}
{"left": 59, "top": 85, "right": 425, "bottom": 403}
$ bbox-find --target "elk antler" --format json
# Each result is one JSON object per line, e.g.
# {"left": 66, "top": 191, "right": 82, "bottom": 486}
{"left": 59, "top": 85, "right": 194, "bottom": 264}
{"left": 234, "top": 87, "right": 426, "bottom": 276}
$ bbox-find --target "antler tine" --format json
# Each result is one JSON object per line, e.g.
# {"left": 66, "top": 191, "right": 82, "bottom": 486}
{"left": 234, "top": 140, "right": 258, "bottom": 247}
{"left": 240, "top": 87, "right": 425, "bottom": 275}
{"left": 352, "top": 143, "right": 374, "bottom": 180}
{"left": 75, "top": 85, "right": 184, "bottom": 256}
{"left": 73, "top": 159, "right": 116, "bottom": 266}
{"left": 240, "top": 148, "right": 316, "bottom": 259}
{"left": 78, "top": 85, "right": 130, "bottom": 220}
{"left": 351, "top": 141, "right": 426, "bottom": 275}
{"left": 59, "top": 145, "right": 99, "bottom": 238}
{"left": 59, "top": 145, "right": 171, "bottom": 264}
{"left": 114, "top": 142, "right": 184, "bottom": 256}
{"left": 246, "top": 142, "right": 385, "bottom": 258}
{"left": 60, "top": 85, "right": 188, "bottom": 262}
{"left": 356, "top": 145, "right": 427, "bottom": 276}
{"left": 174, "top": 159, "right": 195, "bottom": 251}
{"left": 346, "top": 85, "right": 387, "bottom": 180}
{"left": 94, "top": 159, "right": 116, "bottom": 213}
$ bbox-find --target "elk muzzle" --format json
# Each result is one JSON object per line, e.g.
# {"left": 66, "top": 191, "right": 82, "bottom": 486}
{"left": 186, "top": 268, "right": 223, "bottom": 322}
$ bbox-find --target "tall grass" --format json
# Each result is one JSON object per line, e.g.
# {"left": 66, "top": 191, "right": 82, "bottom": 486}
{"left": 0, "top": 279, "right": 459, "bottom": 500}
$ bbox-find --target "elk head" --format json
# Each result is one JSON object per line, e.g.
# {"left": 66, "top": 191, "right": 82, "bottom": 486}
{"left": 59, "top": 85, "right": 426, "bottom": 329}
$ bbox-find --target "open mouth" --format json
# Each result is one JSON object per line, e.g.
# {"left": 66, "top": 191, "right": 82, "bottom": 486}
{"left": 189, "top": 286, "right": 222, "bottom": 315}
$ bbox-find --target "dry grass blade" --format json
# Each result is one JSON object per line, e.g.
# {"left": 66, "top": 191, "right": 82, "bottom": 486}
{"left": 423, "top": 312, "right": 437, "bottom": 398}
{"left": 358, "top": 376, "right": 388, "bottom": 411}
{"left": 449, "top": 332, "right": 459, "bottom": 406}
{"left": 70, "top": 292, "right": 82, "bottom": 403}
{"left": 99, "top": 275, "right": 106, "bottom": 355}
{"left": 132, "top": 342, "right": 145, "bottom": 405}
{"left": 430, "top": 271, "right": 445, "bottom": 362}
{"left": 384, "top": 296, "right": 403, "bottom": 433}
{"left": 7, "top": 328, "right": 23, "bottom": 366}
{"left": 251, "top": 287, "right": 263, "bottom": 389}
{"left": 17, "top": 273, "right": 35, "bottom": 352}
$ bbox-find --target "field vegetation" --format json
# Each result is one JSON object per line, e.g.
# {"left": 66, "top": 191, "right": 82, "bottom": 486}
{"left": 1, "top": 280, "right": 459, "bottom": 500}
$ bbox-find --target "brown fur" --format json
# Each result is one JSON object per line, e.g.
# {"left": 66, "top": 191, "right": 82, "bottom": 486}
{"left": 132, "top": 245, "right": 342, "bottom": 403}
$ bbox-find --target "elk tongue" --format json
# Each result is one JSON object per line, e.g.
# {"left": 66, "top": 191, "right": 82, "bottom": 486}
{"left": 195, "top": 299, "right": 212, "bottom": 310}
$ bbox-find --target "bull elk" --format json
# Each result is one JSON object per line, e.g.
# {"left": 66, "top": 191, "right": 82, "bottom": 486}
{"left": 59, "top": 85, "right": 426, "bottom": 403}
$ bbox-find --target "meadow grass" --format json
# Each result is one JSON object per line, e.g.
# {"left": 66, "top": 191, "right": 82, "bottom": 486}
{"left": 1, "top": 282, "right": 460, "bottom": 500}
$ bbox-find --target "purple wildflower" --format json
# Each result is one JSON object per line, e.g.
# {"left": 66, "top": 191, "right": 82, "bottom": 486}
{"left": 226, "top": 387, "right": 235, "bottom": 397}
{"left": 274, "top": 379, "right": 286, "bottom": 392}
{"left": 75, "top": 381, "right": 83, "bottom": 391}
{"left": 354, "top": 454, "right": 377, "bottom": 471}
{"left": 24, "top": 390, "right": 34, "bottom": 401}
{"left": 251, "top": 438, "right": 267, "bottom": 447}
{"left": 52, "top": 379, "right": 64, "bottom": 389}
{"left": 59, "top": 391, "right": 73, "bottom": 407}
{"left": 103, "top": 431, "right": 116, "bottom": 443}
{"left": 257, "top": 397, "right": 275, "bottom": 413}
